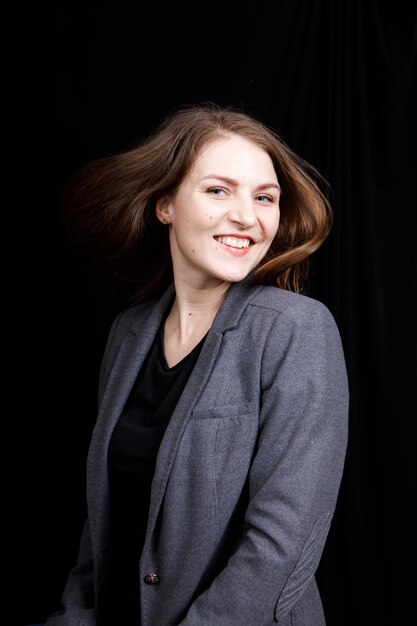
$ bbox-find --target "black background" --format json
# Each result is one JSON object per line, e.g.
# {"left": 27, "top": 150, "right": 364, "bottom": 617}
{"left": 12, "top": 1, "right": 417, "bottom": 625}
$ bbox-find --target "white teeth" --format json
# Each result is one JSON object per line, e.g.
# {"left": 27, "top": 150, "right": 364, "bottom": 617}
{"left": 215, "top": 236, "right": 251, "bottom": 248}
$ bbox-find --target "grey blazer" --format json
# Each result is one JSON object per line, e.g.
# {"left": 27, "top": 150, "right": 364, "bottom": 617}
{"left": 46, "top": 276, "right": 349, "bottom": 626}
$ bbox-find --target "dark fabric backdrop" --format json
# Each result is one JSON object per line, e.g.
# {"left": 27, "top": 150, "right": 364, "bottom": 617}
{"left": 13, "top": 1, "right": 416, "bottom": 625}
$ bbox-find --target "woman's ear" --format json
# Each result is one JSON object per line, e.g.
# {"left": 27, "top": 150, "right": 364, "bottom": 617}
{"left": 155, "top": 197, "right": 171, "bottom": 225}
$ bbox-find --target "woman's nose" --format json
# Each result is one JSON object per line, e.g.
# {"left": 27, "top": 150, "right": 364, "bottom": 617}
{"left": 228, "top": 199, "right": 257, "bottom": 228}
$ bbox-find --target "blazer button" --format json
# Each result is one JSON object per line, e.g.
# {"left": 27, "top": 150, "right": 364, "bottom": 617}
{"left": 144, "top": 572, "right": 160, "bottom": 585}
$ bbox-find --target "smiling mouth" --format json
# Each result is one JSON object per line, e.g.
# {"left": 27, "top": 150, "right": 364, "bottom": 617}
{"left": 214, "top": 235, "right": 253, "bottom": 249}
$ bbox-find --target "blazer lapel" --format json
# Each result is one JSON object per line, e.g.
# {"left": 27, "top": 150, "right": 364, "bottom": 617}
{"left": 144, "top": 275, "right": 264, "bottom": 541}
{"left": 144, "top": 329, "right": 224, "bottom": 538}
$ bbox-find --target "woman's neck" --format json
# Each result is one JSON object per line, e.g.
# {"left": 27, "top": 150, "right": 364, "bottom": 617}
{"left": 166, "top": 280, "right": 230, "bottom": 342}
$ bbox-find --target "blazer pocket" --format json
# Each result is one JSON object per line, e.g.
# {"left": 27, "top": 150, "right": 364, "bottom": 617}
{"left": 191, "top": 401, "right": 255, "bottom": 420}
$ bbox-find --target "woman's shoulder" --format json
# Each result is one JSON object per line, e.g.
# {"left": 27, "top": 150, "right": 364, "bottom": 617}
{"left": 250, "top": 285, "right": 335, "bottom": 322}
{"left": 250, "top": 286, "right": 347, "bottom": 377}
{"left": 106, "top": 298, "right": 159, "bottom": 342}
{"left": 118, "top": 298, "right": 157, "bottom": 323}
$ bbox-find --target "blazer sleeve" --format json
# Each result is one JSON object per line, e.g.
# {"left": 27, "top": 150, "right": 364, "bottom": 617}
{"left": 179, "top": 299, "right": 349, "bottom": 625}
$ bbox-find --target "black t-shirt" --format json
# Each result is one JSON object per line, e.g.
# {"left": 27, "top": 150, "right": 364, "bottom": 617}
{"left": 106, "top": 324, "right": 206, "bottom": 625}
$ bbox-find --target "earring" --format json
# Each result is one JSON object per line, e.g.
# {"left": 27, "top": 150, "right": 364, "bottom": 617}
{"left": 161, "top": 218, "right": 170, "bottom": 225}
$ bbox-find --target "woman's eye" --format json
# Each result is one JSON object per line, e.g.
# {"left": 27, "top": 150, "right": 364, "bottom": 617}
{"left": 208, "top": 187, "right": 226, "bottom": 196}
{"left": 257, "top": 194, "right": 274, "bottom": 203}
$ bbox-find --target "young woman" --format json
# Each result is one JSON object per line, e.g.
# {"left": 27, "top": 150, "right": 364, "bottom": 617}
{"left": 45, "top": 102, "right": 349, "bottom": 626}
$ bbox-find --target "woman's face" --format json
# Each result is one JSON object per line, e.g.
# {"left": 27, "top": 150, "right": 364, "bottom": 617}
{"left": 157, "top": 134, "right": 281, "bottom": 288}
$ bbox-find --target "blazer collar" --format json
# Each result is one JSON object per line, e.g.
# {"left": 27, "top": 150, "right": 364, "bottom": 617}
{"left": 211, "top": 273, "right": 263, "bottom": 333}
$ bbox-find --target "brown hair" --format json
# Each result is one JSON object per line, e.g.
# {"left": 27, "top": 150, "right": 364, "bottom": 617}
{"left": 61, "top": 102, "right": 332, "bottom": 302}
